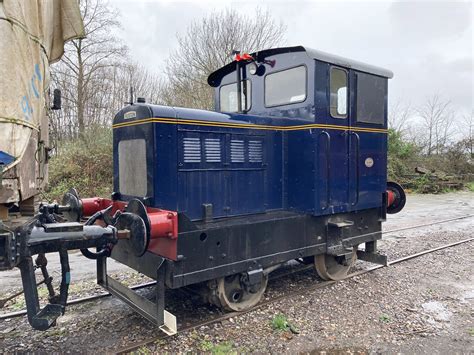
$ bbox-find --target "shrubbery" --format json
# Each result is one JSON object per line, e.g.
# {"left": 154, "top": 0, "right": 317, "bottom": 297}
{"left": 43, "top": 127, "right": 113, "bottom": 201}
{"left": 388, "top": 129, "right": 474, "bottom": 192}
{"left": 387, "top": 129, "right": 419, "bottom": 183}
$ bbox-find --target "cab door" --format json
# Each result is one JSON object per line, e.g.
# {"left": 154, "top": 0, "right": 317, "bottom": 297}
{"left": 347, "top": 71, "right": 388, "bottom": 211}
{"left": 315, "top": 65, "right": 351, "bottom": 214}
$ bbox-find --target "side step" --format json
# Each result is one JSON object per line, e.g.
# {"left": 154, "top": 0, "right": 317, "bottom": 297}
{"left": 97, "top": 257, "right": 177, "bottom": 335}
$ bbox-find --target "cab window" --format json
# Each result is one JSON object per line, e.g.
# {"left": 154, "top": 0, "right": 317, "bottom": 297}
{"left": 356, "top": 72, "right": 386, "bottom": 125}
{"left": 220, "top": 80, "right": 251, "bottom": 112}
{"left": 265, "top": 66, "right": 307, "bottom": 107}
{"left": 330, "top": 67, "right": 348, "bottom": 118}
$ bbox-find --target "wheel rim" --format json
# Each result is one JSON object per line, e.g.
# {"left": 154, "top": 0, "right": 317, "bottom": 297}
{"left": 314, "top": 247, "right": 357, "bottom": 281}
{"left": 216, "top": 273, "right": 268, "bottom": 312}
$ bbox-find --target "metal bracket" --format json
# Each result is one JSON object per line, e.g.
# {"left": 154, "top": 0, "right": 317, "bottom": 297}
{"left": 160, "top": 310, "right": 177, "bottom": 336}
{"left": 327, "top": 220, "right": 354, "bottom": 228}
{"left": 202, "top": 204, "right": 213, "bottom": 222}
{"left": 356, "top": 250, "right": 388, "bottom": 266}
{"left": 97, "top": 256, "right": 177, "bottom": 335}
{"left": 326, "top": 219, "right": 355, "bottom": 256}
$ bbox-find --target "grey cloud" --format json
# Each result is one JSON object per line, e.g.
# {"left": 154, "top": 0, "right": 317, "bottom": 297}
{"left": 110, "top": 0, "right": 472, "bottom": 114}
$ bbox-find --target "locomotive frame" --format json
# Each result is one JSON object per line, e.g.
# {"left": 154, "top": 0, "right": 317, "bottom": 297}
{"left": 102, "top": 46, "right": 402, "bottom": 331}
{"left": 0, "top": 46, "right": 405, "bottom": 334}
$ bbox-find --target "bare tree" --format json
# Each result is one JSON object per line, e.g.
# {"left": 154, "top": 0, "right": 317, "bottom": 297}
{"left": 388, "top": 100, "right": 413, "bottom": 135}
{"left": 51, "top": 0, "right": 127, "bottom": 138}
{"left": 162, "top": 8, "right": 286, "bottom": 110}
{"left": 459, "top": 110, "right": 474, "bottom": 157}
{"left": 417, "top": 95, "right": 454, "bottom": 155}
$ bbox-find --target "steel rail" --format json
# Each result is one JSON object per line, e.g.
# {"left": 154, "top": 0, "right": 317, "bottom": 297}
{"left": 114, "top": 235, "right": 474, "bottom": 354}
{"left": 383, "top": 213, "right": 474, "bottom": 234}
{"left": 1, "top": 213, "right": 473, "bottom": 321}
{"left": 0, "top": 281, "right": 157, "bottom": 320}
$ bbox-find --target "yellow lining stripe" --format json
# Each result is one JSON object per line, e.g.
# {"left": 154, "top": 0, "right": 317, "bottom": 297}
{"left": 112, "top": 117, "right": 388, "bottom": 134}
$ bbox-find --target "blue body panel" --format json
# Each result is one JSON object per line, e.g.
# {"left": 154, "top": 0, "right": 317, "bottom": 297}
{"left": 113, "top": 49, "right": 388, "bottom": 222}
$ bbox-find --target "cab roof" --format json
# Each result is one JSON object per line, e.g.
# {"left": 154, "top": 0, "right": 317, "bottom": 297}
{"left": 207, "top": 45, "right": 393, "bottom": 87}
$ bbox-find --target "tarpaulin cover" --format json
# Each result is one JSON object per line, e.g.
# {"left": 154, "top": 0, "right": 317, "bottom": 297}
{"left": 0, "top": 0, "right": 84, "bottom": 169}
{"left": 0, "top": 151, "right": 15, "bottom": 165}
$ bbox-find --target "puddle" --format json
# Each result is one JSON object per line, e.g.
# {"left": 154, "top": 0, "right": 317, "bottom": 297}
{"left": 460, "top": 289, "right": 474, "bottom": 303}
{"left": 421, "top": 301, "right": 452, "bottom": 322}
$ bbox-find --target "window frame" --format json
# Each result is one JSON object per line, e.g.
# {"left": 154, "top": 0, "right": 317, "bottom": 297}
{"left": 264, "top": 64, "right": 308, "bottom": 108}
{"left": 329, "top": 66, "right": 349, "bottom": 119}
{"left": 355, "top": 72, "right": 386, "bottom": 126}
{"left": 118, "top": 138, "right": 148, "bottom": 197}
{"left": 219, "top": 79, "right": 252, "bottom": 113}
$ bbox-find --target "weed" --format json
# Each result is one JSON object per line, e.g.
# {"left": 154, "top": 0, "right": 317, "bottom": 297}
{"left": 467, "top": 182, "right": 474, "bottom": 192}
{"left": 210, "top": 341, "right": 235, "bottom": 355}
{"left": 468, "top": 328, "right": 474, "bottom": 336}
{"left": 271, "top": 314, "right": 299, "bottom": 333}
{"left": 201, "top": 340, "right": 214, "bottom": 351}
{"left": 45, "top": 328, "right": 67, "bottom": 337}
{"left": 134, "top": 346, "right": 152, "bottom": 355}
{"left": 10, "top": 296, "right": 26, "bottom": 310}
{"left": 271, "top": 314, "right": 288, "bottom": 331}
{"left": 379, "top": 314, "right": 391, "bottom": 323}
{"left": 200, "top": 340, "right": 235, "bottom": 354}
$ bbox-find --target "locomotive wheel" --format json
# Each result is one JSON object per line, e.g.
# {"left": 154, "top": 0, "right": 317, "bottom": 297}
{"left": 216, "top": 273, "right": 268, "bottom": 312}
{"left": 314, "top": 247, "right": 358, "bottom": 281}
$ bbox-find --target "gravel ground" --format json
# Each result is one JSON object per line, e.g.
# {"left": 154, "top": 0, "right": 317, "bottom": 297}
{"left": 0, "top": 192, "right": 473, "bottom": 353}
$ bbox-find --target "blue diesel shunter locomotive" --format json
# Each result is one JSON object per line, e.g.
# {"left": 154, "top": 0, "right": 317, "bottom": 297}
{"left": 0, "top": 46, "right": 406, "bottom": 333}
{"left": 109, "top": 46, "right": 405, "bottom": 321}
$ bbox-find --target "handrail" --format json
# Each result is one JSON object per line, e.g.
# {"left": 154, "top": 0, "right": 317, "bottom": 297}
{"left": 350, "top": 131, "right": 360, "bottom": 206}
{"left": 319, "top": 131, "right": 331, "bottom": 210}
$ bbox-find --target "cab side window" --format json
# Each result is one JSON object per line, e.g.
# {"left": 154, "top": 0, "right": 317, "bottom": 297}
{"left": 330, "top": 67, "right": 348, "bottom": 118}
{"left": 356, "top": 72, "right": 386, "bottom": 125}
{"left": 265, "top": 66, "right": 307, "bottom": 107}
{"left": 220, "top": 80, "right": 251, "bottom": 113}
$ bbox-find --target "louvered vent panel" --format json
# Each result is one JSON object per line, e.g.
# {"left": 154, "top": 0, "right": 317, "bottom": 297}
{"left": 248, "top": 140, "right": 263, "bottom": 163}
{"left": 230, "top": 139, "right": 245, "bottom": 163}
{"left": 204, "top": 138, "right": 221, "bottom": 163}
{"left": 183, "top": 137, "right": 201, "bottom": 163}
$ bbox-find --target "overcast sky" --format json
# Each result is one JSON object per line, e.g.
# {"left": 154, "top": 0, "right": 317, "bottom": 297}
{"left": 111, "top": 0, "right": 472, "bottom": 115}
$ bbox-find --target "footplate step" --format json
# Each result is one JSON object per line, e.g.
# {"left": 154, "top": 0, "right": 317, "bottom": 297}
{"left": 160, "top": 310, "right": 177, "bottom": 336}
{"left": 31, "top": 304, "right": 64, "bottom": 331}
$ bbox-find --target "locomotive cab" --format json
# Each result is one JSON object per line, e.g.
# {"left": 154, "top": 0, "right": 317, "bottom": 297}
{"left": 208, "top": 46, "right": 393, "bottom": 216}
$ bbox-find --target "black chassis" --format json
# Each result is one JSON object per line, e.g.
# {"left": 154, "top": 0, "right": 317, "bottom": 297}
{"left": 109, "top": 206, "right": 385, "bottom": 289}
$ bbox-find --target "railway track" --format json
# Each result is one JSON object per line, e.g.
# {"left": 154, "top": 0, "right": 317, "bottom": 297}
{"left": 1, "top": 213, "right": 473, "bottom": 351}
{"left": 114, "top": 234, "right": 474, "bottom": 354}
{"left": 2, "top": 213, "right": 472, "bottom": 321}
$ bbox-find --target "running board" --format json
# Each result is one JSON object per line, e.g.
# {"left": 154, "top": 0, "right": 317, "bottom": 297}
{"left": 97, "top": 257, "right": 177, "bottom": 335}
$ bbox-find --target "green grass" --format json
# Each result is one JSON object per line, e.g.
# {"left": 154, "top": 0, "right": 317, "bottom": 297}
{"left": 271, "top": 314, "right": 299, "bottom": 333}
{"left": 468, "top": 328, "right": 474, "bottom": 336}
{"left": 271, "top": 314, "right": 288, "bottom": 331}
{"left": 467, "top": 181, "right": 474, "bottom": 192}
{"left": 379, "top": 314, "right": 391, "bottom": 323}
{"left": 134, "top": 346, "right": 153, "bottom": 355}
{"left": 200, "top": 340, "right": 235, "bottom": 354}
